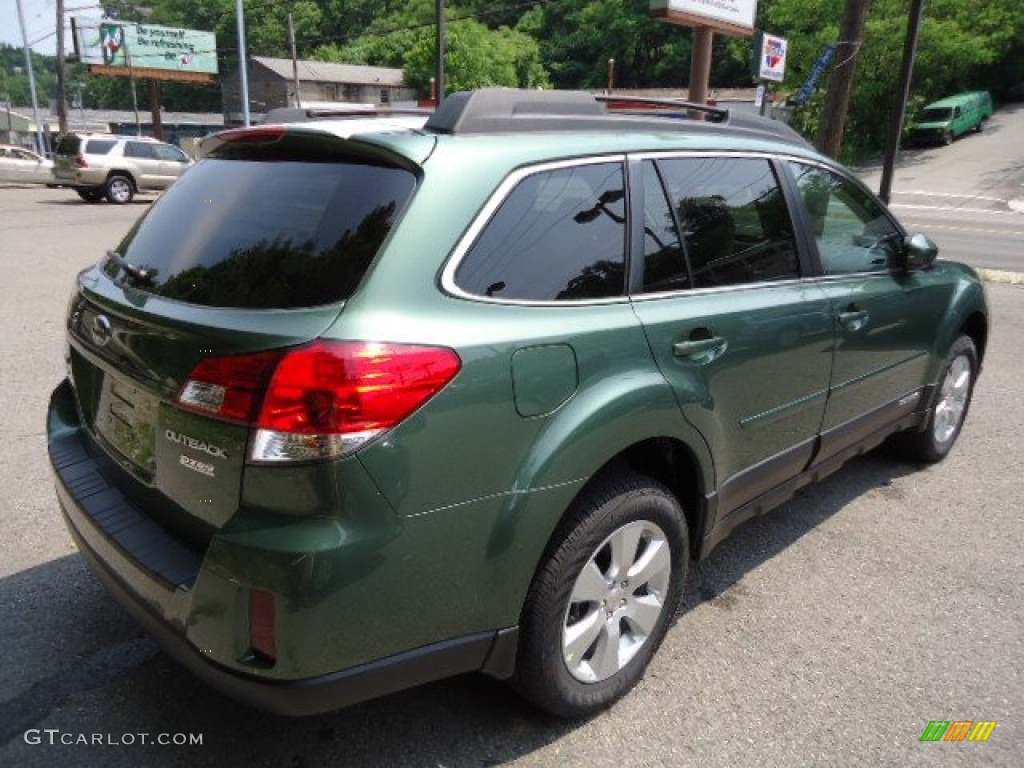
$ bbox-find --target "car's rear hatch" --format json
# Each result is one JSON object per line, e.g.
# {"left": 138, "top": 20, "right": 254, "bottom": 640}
{"left": 52, "top": 133, "right": 82, "bottom": 181}
{"left": 64, "top": 125, "right": 422, "bottom": 543}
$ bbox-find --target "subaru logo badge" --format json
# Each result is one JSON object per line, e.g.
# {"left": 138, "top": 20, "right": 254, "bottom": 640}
{"left": 91, "top": 314, "right": 112, "bottom": 346}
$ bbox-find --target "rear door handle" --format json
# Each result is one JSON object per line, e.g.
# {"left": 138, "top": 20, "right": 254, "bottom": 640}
{"left": 838, "top": 308, "right": 869, "bottom": 331}
{"left": 673, "top": 336, "right": 728, "bottom": 361}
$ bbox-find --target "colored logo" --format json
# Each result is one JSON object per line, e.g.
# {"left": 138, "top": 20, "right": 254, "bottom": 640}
{"left": 99, "top": 23, "right": 124, "bottom": 66}
{"left": 758, "top": 33, "right": 787, "bottom": 82}
{"left": 920, "top": 720, "right": 997, "bottom": 742}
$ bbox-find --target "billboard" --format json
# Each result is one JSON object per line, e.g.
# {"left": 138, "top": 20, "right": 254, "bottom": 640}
{"left": 650, "top": 0, "right": 757, "bottom": 37}
{"left": 73, "top": 18, "right": 218, "bottom": 75}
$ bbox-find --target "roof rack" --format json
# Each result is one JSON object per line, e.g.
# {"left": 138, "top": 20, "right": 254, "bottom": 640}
{"left": 423, "top": 88, "right": 810, "bottom": 148}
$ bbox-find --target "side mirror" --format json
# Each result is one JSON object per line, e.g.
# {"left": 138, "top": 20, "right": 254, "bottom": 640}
{"left": 903, "top": 233, "right": 938, "bottom": 272}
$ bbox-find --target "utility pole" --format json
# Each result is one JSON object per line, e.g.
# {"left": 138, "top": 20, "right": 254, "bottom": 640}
{"left": 56, "top": 0, "right": 68, "bottom": 134}
{"left": 125, "top": 33, "right": 141, "bottom": 136}
{"left": 435, "top": 0, "right": 445, "bottom": 104}
{"left": 236, "top": 0, "right": 250, "bottom": 126}
{"left": 16, "top": 0, "right": 46, "bottom": 154}
{"left": 288, "top": 13, "right": 301, "bottom": 108}
{"left": 879, "top": 0, "right": 926, "bottom": 204}
{"left": 817, "top": 0, "right": 871, "bottom": 159}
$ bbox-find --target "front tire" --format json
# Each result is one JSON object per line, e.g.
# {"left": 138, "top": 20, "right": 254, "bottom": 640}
{"left": 900, "top": 335, "right": 978, "bottom": 463}
{"left": 105, "top": 174, "right": 134, "bottom": 204}
{"left": 513, "top": 473, "right": 689, "bottom": 718}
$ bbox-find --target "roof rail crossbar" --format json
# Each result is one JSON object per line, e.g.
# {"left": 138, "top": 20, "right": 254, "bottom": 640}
{"left": 594, "top": 94, "right": 729, "bottom": 122}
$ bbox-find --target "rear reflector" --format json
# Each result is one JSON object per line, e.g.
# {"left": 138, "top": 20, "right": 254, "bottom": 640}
{"left": 179, "top": 351, "right": 282, "bottom": 424}
{"left": 178, "top": 341, "right": 461, "bottom": 462}
{"left": 248, "top": 588, "right": 277, "bottom": 663}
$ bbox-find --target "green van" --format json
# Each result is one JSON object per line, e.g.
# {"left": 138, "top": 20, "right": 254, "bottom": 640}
{"left": 906, "top": 91, "right": 993, "bottom": 146}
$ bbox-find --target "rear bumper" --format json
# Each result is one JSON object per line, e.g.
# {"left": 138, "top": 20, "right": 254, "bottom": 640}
{"left": 47, "top": 379, "right": 518, "bottom": 714}
{"left": 64, "top": 512, "right": 515, "bottom": 715}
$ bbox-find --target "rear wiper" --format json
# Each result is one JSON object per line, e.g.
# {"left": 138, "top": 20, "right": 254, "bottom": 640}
{"left": 107, "top": 250, "right": 155, "bottom": 286}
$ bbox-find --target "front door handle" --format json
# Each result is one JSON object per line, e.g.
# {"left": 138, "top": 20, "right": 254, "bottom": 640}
{"left": 673, "top": 335, "right": 728, "bottom": 361}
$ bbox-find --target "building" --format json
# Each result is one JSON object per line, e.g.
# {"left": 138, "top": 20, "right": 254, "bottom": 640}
{"left": 222, "top": 56, "right": 418, "bottom": 123}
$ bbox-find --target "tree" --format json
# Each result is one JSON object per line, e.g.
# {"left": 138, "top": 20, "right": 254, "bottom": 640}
{"left": 315, "top": 1, "right": 550, "bottom": 95}
{"left": 817, "top": 0, "right": 871, "bottom": 158}
{"left": 404, "top": 21, "right": 550, "bottom": 93}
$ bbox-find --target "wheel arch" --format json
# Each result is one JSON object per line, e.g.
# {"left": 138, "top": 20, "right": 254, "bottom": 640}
{"left": 525, "top": 435, "right": 711, "bottom": 597}
{"left": 105, "top": 169, "right": 137, "bottom": 189}
{"left": 960, "top": 310, "right": 988, "bottom": 366}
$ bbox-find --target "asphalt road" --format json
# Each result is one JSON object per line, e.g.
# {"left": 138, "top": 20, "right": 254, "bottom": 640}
{"left": 1, "top": 164, "right": 1022, "bottom": 766}
{"left": 857, "top": 102, "right": 1024, "bottom": 273}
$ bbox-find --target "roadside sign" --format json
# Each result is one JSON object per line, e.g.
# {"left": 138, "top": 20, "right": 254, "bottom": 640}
{"left": 793, "top": 44, "right": 836, "bottom": 105}
{"left": 758, "top": 33, "right": 787, "bottom": 82}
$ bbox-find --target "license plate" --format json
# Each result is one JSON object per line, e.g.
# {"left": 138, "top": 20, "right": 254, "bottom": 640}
{"left": 94, "top": 375, "right": 158, "bottom": 474}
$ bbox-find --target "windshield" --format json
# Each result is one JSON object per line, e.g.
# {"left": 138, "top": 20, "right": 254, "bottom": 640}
{"left": 919, "top": 108, "right": 953, "bottom": 123}
{"left": 111, "top": 155, "right": 417, "bottom": 309}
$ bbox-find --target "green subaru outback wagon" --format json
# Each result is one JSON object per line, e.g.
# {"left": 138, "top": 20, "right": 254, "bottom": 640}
{"left": 48, "top": 89, "right": 988, "bottom": 718}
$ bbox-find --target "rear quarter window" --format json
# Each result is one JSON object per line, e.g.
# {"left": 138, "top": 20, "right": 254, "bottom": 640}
{"left": 85, "top": 139, "right": 117, "bottom": 155}
{"left": 453, "top": 161, "right": 627, "bottom": 301}
{"left": 112, "top": 153, "right": 417, "bottom": 309}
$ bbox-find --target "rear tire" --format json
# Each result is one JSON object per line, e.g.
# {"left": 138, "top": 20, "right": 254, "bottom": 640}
{"left": 898, "top": 335, "right": 977, "bottom": 463}
{"left": 513, "top": 472, "right": 689, "bottom": 718}
{"left": 105, "top": 174, "right": 134, "bottom": 204}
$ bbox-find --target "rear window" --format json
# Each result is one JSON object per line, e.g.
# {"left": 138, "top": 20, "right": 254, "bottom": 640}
{"left": 111, "top": 155, "right": 417, "bottom": 309}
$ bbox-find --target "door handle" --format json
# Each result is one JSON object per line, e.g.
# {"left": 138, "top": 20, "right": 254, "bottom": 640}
{"left": 673, "top": 336, "right": 728, "bottom": 361}
{"left": 837, "top": 307, "right": 869, "bottom": 331}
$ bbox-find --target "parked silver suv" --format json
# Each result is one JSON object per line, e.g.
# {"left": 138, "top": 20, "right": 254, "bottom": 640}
{"left": 52, "top": 133, "right": 192, "bottom": 204}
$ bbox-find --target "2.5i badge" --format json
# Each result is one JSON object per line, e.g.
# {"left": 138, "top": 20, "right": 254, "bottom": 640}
{"left": 180, "top": 454, "right": 215, "bottom": 477}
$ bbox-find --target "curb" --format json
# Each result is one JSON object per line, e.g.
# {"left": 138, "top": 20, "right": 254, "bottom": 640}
{"left": 978, "top": 268, "right": 1024, "bottom": 285}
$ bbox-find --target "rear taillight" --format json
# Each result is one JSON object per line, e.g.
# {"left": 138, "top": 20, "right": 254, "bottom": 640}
{"left": 75, "top": 154, "right": 88, "bottom": 168}
{"left": 178, "top": 341, "right": 461, "bottom": 462}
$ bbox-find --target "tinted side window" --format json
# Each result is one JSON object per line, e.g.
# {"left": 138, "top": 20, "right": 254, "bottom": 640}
{"left": 455, "top": 162, "right": 626, "bottom": 301}
{"left": 85, "top": 140, "right": 116, "bottom": 155}
{"left": 641, "top": 160, "right": 689, "bottom": 293}
{"left": 125, "top": 142, "right": 157, "bottom": 159}
{"left": 155, "top": 144, "right": 188, "bottom": 162}
{"left": 789, "top": 162, "right": 900, "bottom": 274}
{"left": 657, "top": 157, "right": 799, "bottom": 288}
{"left": 114, "top": 157, "right": 417, "bottom": 309}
